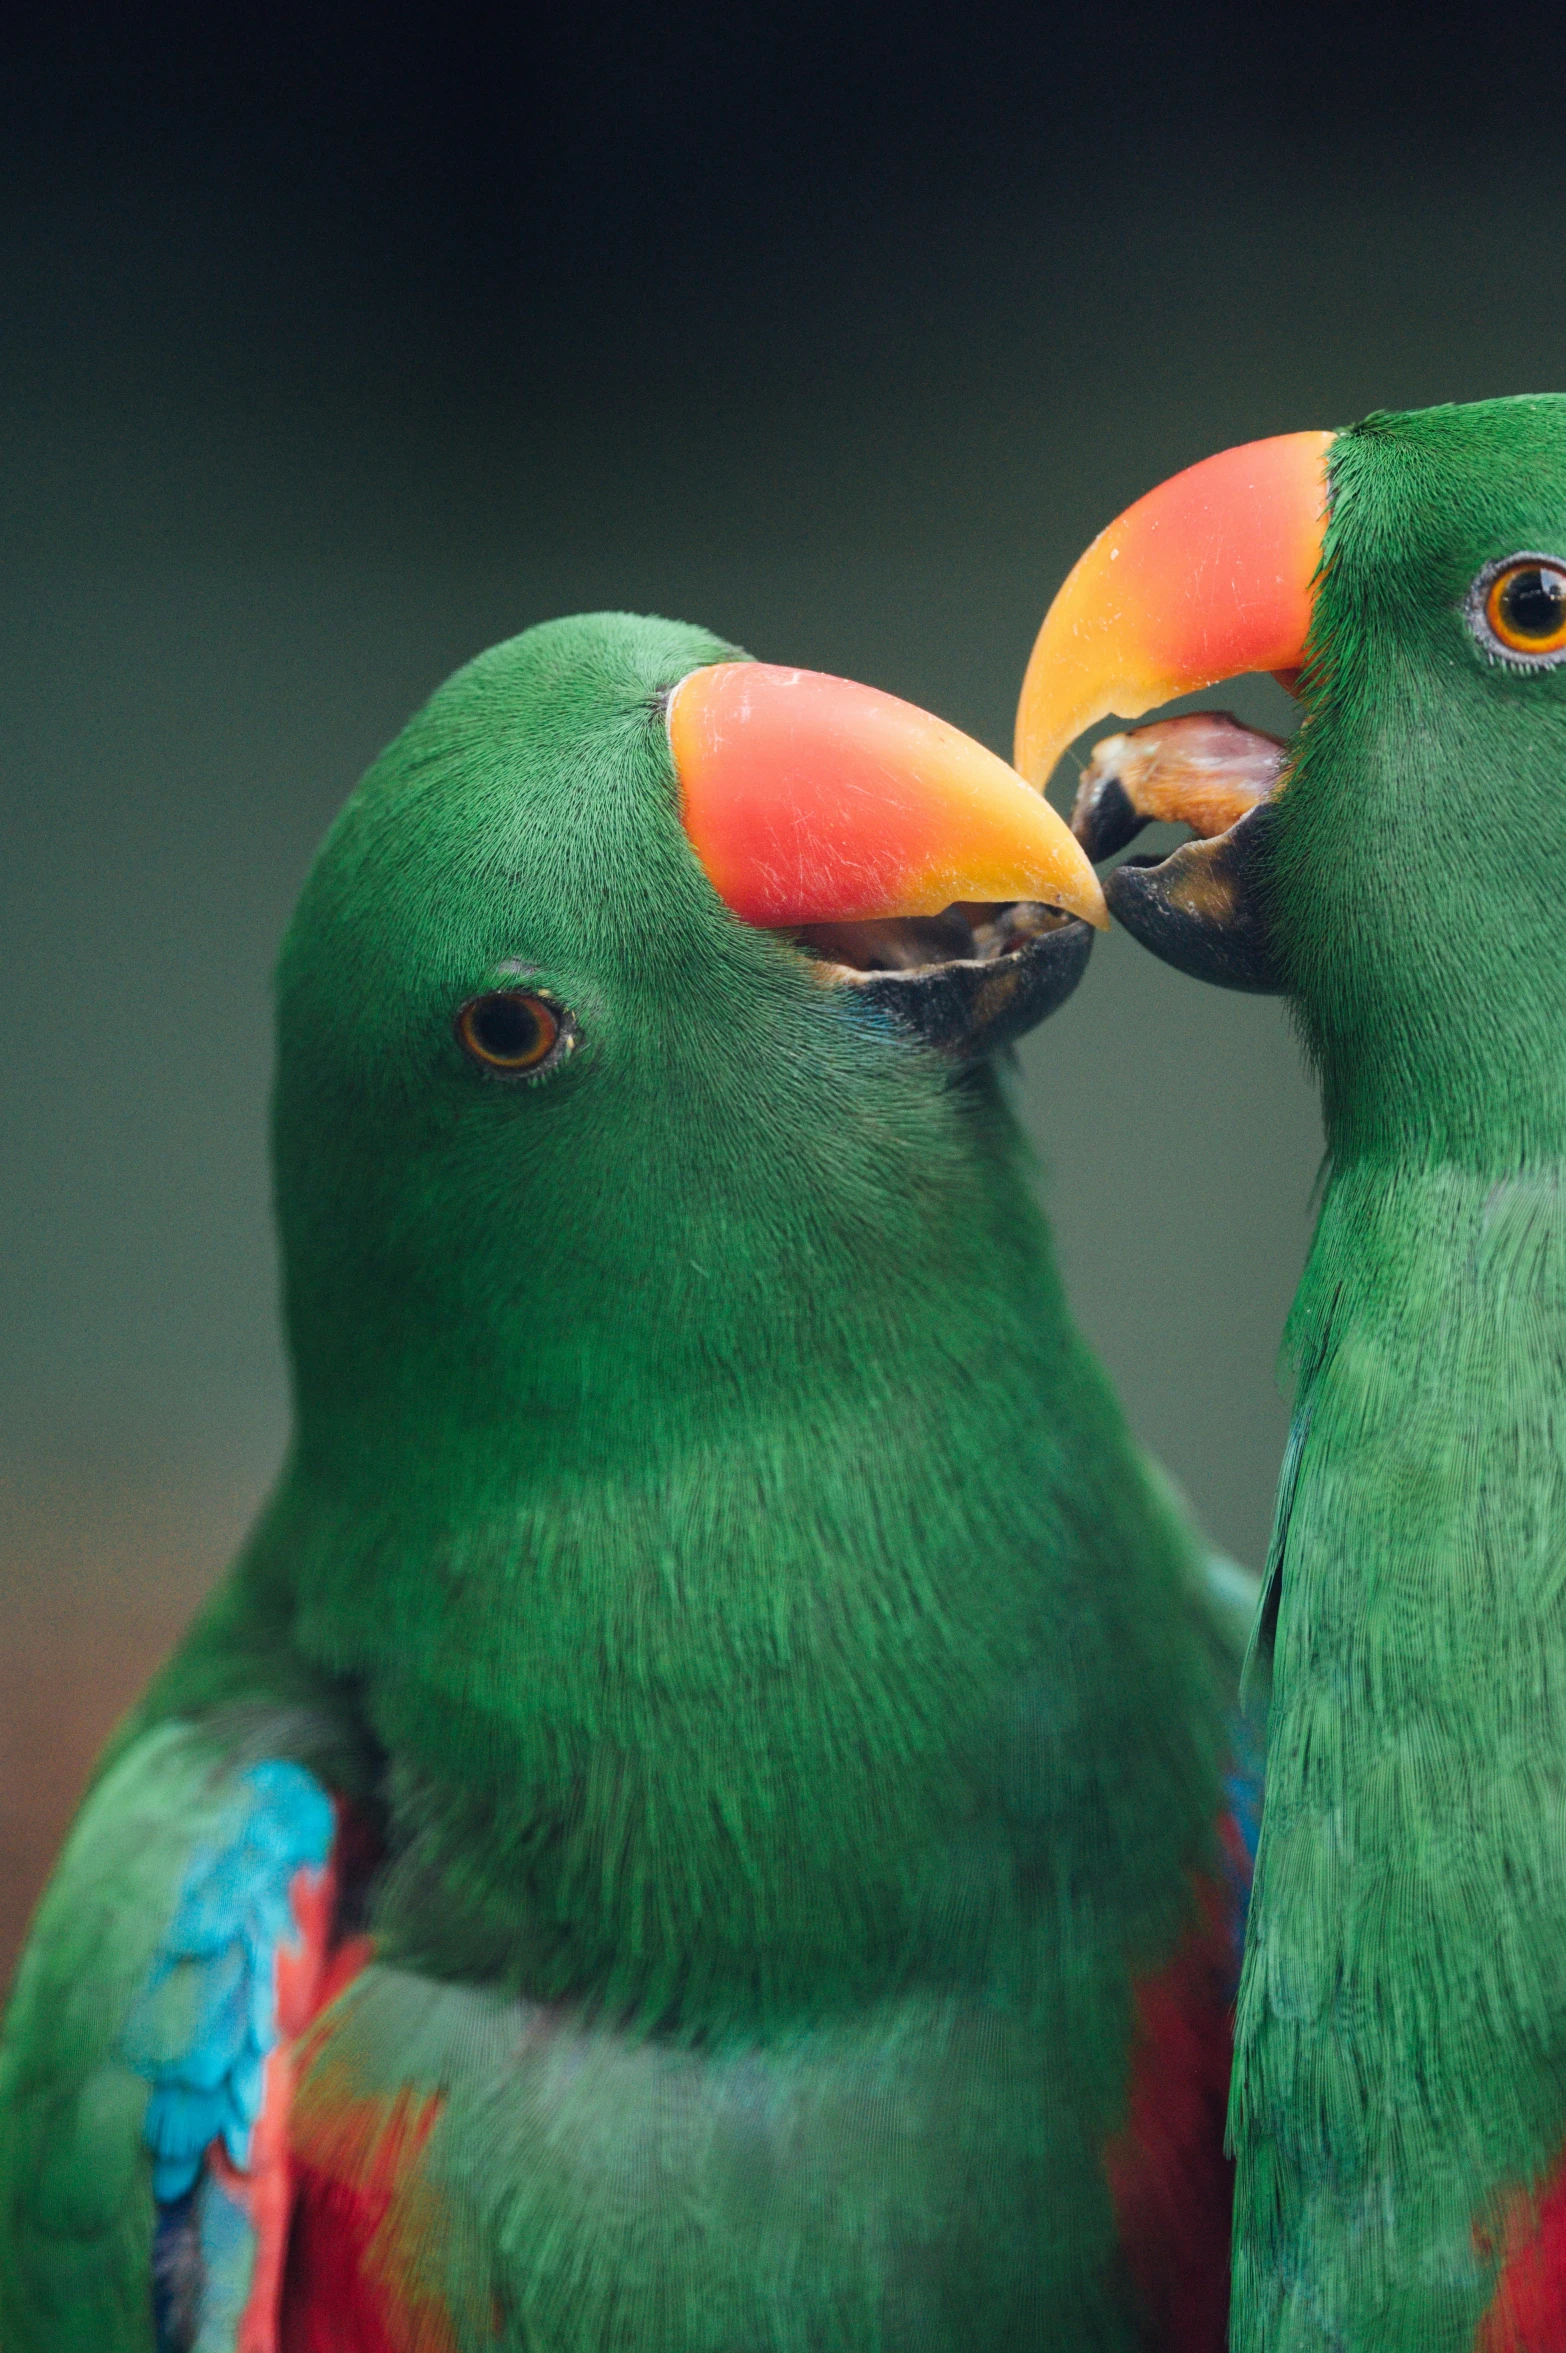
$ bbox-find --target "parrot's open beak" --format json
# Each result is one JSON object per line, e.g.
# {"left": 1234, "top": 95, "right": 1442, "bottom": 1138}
{"left": 1012, "top": 431, "right": 1335, "bottom": 992}
{"left": 668, "top": 661, "right": 1108, "bottom": 1055}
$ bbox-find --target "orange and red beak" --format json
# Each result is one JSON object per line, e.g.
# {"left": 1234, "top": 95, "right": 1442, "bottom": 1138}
{"left": 668, "top": 661, "right": 1108, "bottom": 931}
{"left": 1013, "top": 430, "right": 1334, "bottom": 793}
{"left": 1009, "top": 430, "right": 1337, "bottom": 995}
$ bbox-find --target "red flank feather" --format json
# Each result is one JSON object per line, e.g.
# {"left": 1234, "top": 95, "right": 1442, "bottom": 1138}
{"left": 1104, "top": 1871, "right": 1237, "bottom": 2353}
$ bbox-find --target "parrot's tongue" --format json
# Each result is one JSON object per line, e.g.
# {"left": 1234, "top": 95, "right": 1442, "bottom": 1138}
{"left": 790, "top": 899, "right": 1092, "bottom": 1057}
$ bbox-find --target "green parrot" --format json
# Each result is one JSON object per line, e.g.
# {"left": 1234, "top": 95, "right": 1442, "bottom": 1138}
{"left": 1014, "top": 396, "right": 1566, "bottom": 2352}
{"left": 0, "top": 611, "right": 1256, "bottom": 2352}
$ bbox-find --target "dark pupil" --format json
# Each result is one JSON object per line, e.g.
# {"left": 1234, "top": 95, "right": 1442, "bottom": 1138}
{"left": 472, "top": 994, "right": 541, "bottom": 1060}
{"left": 1501, "top": 567, "right": 1566, "bottom": 640}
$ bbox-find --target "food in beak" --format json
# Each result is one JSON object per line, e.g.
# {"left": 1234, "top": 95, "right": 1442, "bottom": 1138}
{"left": 1069, "top": 715, "right": 1288, "bottom": 994}
{"left": 1071, "top": 712, "right": 1288, "bottom": 863}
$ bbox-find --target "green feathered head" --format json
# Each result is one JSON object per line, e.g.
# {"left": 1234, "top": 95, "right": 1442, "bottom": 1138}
{"left": 245, "top": 613, "right": 1211, "bottom": 2028}
{"left": 273, "top": 610, "right": 1103, "bottom": 1471}
{"left": 1015, "top": 395, "right": 1566, "bottom": 1161}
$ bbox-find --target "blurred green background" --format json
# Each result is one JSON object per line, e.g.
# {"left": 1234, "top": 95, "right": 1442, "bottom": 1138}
{"left": 6, "top": 5, "right": 1566, "bottom": 1981}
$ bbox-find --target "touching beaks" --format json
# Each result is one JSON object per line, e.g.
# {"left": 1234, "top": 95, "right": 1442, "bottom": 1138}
{"left": 1011, "top": 431, "right": 1335, "bottom": 996}
{"left": 1012, "top": 430, "right": 1335, "bottom": 793}
{"left": 668, "top": 662, "right": 1109, "bottom": 931}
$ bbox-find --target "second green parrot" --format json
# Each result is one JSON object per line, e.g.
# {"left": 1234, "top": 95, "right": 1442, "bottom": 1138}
{"left": 1018, "top": 395, "right": 1566, "bottom": 2352}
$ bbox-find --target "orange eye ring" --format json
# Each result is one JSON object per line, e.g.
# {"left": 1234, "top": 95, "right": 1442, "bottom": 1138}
{"left": 1473, "top": 555, "right": 1566, "bottom": 662}
{"left": 455, "top": 990, "right": 567, "bottom": 1076}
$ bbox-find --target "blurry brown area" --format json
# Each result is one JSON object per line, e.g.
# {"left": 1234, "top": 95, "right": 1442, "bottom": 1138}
{"left": 0, "top": 1472, "right": 251, "bottom": 1989}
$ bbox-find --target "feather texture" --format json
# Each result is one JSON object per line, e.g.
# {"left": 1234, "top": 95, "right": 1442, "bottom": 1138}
{"left": 1226, "top": 398, "right": 1566, "bottom": 2349}
{"left": 2, "top": 613, "right": 1245, "bottom": 2348}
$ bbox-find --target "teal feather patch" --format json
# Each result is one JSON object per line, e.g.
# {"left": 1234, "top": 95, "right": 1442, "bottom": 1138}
{"left": 124, "top": 1760, "right": 333, "bottom": 2202}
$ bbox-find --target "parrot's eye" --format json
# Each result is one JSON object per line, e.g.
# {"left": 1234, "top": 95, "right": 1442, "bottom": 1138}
{"left": 1468, "top": 555, "right": 1566, "bottom": 666}
{"left": 456, "top": 990, "right": 574, "bottom": 1079}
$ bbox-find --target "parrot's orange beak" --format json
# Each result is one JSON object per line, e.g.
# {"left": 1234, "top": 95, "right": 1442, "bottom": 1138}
{"left": 1013, "top": 431, "right": 1335, "bottom": 791}
{"left": 1011, "top": 431, "right": 1337, "bottom": 996}
{"left": 668, "top": 662, "right": 1108, "bottom": 931}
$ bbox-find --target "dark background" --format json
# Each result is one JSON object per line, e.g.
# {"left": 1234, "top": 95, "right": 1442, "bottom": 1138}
{"left": 4, "top": 2, "right": 1561, "bottom": 1980}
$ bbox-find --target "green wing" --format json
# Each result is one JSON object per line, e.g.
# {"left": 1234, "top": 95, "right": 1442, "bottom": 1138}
{"left": 0, "top": 1721, "right": 233, "bottom": 2348}
{"left": 0, "top": 1716, "right": 345, "bottom": 2351}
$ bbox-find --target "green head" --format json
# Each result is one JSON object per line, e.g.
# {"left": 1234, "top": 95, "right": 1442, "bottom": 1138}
{"left": 1278, "top": 397, "right": 1566, "bottom": 1160}
{"left": 1017, "top": 395, "right": 1566, "bottom": 1165}
{"left": 257, "top": 611, "right": 1195, "bottom": 2017}
{"left": 274, "top": 610, "right": 1097, "bottom": 1487}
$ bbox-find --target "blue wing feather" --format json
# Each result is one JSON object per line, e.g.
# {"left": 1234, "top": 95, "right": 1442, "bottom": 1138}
{"left": 120, "top": 1759, "right": 335, "bottom": 2352}
{"left": 124, "top": 1760, "right": 333, "bottom": 2200}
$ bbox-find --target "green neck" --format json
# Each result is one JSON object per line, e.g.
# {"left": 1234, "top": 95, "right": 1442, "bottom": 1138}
{"left": 140, "top": 606, "right": 1222, "bottom": 2046}
{"left": 1275, "top": 664, "right": 1566, "bottom": 1169}
{"left": 1272, "top": 411, "right": 1566, "bottom": 1168}
{"left": 1227, "top": 400, "right": 1566, "bottom": 2345}
{"left": 241, "top": 1075, "right": 1217, "bottom": 2029}
{"left": 1235, "top": 1151, "right": 1566, "bottom": 2346}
